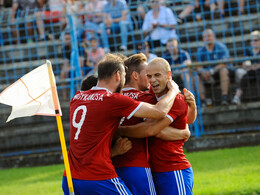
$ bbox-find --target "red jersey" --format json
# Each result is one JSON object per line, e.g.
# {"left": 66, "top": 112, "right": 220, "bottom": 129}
{"left": 63, "top": 87, "right": 142, "bottom": 180}
{"left": 149, "top": 93, "right": 191, "bottom": 172}
{"left": 112, "top": 88, "right": 157, "bottom": 168}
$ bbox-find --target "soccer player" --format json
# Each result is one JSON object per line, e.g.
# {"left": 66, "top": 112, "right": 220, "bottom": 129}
{"left": 80, "top": 74, "right": 133, "bottom": 158}
{"left": 147, "top": 58, "right": 193, "bottom": 195}
{"left": 80, "top": 74, "right": 98, "bottom": 91}
{"left": 113, "top": 53, "right": 194, "bottom": 195}
{"left": 62, "top": 53, "right": 180, "bottom": 195}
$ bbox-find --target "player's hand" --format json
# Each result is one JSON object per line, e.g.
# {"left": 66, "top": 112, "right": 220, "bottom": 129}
{"left": 183, "top": 124, "right": 191, "bottom": 142}
{"left": 112, "top": 137, "right": 132, "bottom": 157}
{"left": 183, "top": 88, "right": 196, "bottom": 109}
{"left": 167, "top": 80, "right": 180, "bottom": 95}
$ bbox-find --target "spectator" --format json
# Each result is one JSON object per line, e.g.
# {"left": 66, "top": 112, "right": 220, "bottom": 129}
{"left": 142, "top": 0, "right": 178, "bottom": 47}
{"left": 164, "top": 38, "right": 193, "bottom": 90}
{"left": 136, "top": 0, "right": 165, "bottom": 27}
{"left": 0, "top": 0, "right": 3, "bottom": 9}
{"left": 177, "top": 0, "right": 211, "bottom": 23}
{"left": 136, "top": 41, "right": 158, "bottom": 62}
{"left": 209, "top": 0, "right": 225, "bottom": 17}
{"left": 177, "top": 0, "right": 225, "bottom": 23}
{"left": 60, "top": 31, "right": 85, "bottom": 100}
{"left": 84, "top": 0, "right": 106, "bottom": 40}
{"left": 11, "top": 0, "right": 46, "bottom": 43}
{"left": 197, "top": 28, "right": 231, "bottom": 105}
{"left": 60, "top": 0, "right": 85, "bottom": 43}
{"left": 85, "top": 36, "right": 105, "bottom": 75}
{"left": 35, "top": 0, "right": 67, "bottom": 41}
{"left": 238, "top": 0, "right": 246, "bottom": 14}
{"left": 100, "top": 0, "right": 132, "bottom": 52}
{"left": 232, "top": 30, "right": 260, "bottom": 105}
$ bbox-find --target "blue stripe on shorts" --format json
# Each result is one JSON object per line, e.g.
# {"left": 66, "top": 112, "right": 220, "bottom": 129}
{"left": 62, "top": 176, "right": 132, "bottom": 195}
{"left": 152, "top": 167, "right": 194, "bottom": 195}
{"left": 116, "top": 167, "right": 157, "bottom": 195}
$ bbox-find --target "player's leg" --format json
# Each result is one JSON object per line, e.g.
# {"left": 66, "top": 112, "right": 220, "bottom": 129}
{"left": 152, "top": 167, "right": 193, "bottom": 195}
{"left": 62, "top": 176, "right": 132, "bottom": 195}
{"left": 116, "top": 167, "right": 157, "bottom": 195}
{"left": 181, "top": 167, "right": 194, "bottom": 195}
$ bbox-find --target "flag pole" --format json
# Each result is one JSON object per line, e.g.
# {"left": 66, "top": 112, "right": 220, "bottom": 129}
{"left": 46, "top": 60, "right": 75, "bottom": 195}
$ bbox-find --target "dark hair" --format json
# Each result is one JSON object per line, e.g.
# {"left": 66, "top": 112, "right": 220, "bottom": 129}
{"left": 97, "top": 53, "right": 126, "bottom": 81}
{"left": 81, "top": 74, "right": 98, "bottom": 91}
{"left": 124, "top": 53, "right": 147, "bottom": 85}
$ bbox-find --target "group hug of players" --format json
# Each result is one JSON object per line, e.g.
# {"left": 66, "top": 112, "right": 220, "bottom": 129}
{"left": 62, "top": 52, "right": 197, "bottom": 195}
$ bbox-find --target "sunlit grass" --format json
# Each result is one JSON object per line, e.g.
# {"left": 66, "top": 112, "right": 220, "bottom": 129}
{"left": 0, "top": 146, "right": 259, "bottom": 195}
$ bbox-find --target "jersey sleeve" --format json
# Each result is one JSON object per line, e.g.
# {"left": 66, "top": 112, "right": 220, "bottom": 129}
{"left": 110, "top": 93, "right": 142, "bottom": 120}
{"left": 167, "top": 94, "right": 187, "bottom": 122}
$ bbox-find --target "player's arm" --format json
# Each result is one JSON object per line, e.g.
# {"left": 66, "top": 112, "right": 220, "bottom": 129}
{"left": 133, "top": 80, "right": 180, "bottom": 120}
{"left": 155, "top": 124, "right": 190, "bottom": 142}
{"left": 118, "top": 117, "right": 172, "bottom": 138}
{"left": 111, "top": 137, "right": 132, "bottom": 158}
{"left": 184, "top": 88, "right": 197, "bottom": 124}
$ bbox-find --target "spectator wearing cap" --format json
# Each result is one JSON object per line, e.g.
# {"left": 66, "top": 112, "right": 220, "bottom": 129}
{"left": 232, "top": 30, "right": 260, "bottom": 105}
{"left": 142, "top": 0, "right": 178, "bottom": 47}
{"left": 197, "top": 28, "right": 231, "bottom": 105}
{"left": 164, "top": 38, "right": 194, "bottom": 90}
{"left": 100, "top": 0, "right": 132, "bottom": 52}
{"left": 85, "top": 36, "right": 105, "bottom": 75}
{"left": 136, "top": 41, "right": 157, "bottom": 62}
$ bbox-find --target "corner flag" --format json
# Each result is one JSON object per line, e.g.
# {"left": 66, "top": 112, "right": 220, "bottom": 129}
{"left": 0, "top": 60, "right": 75, "bottom": 195}
{"left": 0, "top": 61, "right": 62, "bottom": 122}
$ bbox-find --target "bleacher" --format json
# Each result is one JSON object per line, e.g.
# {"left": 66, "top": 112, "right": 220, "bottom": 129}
{"left": 0, "top": 0, "right": 260, "bottom": 168}
{"left": 0, "top": 0, "right": 259, "bottom": 102}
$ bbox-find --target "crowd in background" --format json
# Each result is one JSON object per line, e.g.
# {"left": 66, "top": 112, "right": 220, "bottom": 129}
{"left": 0, "top": 0, "right": 259, "bottom": 105}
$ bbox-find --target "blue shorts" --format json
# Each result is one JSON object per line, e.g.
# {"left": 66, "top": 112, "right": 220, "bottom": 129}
{"left": 152, "top": 167, "right": 193, "bottom": 195}
{"left": 116, "top": 167, "right": 157, "bottom": 195}
{"left": 62, "top": 176, "right": 132, "bottom": 195}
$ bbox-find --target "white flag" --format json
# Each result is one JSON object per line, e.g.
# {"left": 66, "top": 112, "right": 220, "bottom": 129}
{"left": 0, "top": 62, "right": 62, "bottom": 122}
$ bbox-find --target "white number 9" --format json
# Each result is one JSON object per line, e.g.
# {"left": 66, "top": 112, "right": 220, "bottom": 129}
{"left": 73, "top": 105, "right": 87, "bottom": 140}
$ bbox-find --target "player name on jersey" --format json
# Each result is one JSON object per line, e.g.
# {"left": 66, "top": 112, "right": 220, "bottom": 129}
{"left": 73, "top": 93, "right": 104, "bottom": 101}
{"left": 123, "top": 92, "right": 139, "bottom": 100}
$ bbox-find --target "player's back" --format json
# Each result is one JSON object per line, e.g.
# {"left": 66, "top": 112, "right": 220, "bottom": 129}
{"left": 113, "top": 88, "right": 156, "bottom": 168}
{"left": 66, "top": 87, "right": 140, "bottom": 180}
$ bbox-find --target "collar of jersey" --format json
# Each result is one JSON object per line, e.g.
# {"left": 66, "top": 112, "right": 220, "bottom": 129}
{"left": 122, "top": 87, "right": 137, "bottom": 91}
{"left": 155, "top": 94, "right": 166, "bottom": 101}
{"left": 91, "top": 87, "right": 112, "bottom": 94}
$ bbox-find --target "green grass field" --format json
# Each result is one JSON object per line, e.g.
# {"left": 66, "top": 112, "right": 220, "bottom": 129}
{"left": 0, "top": 145, "right": 260, "bottom": 195}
